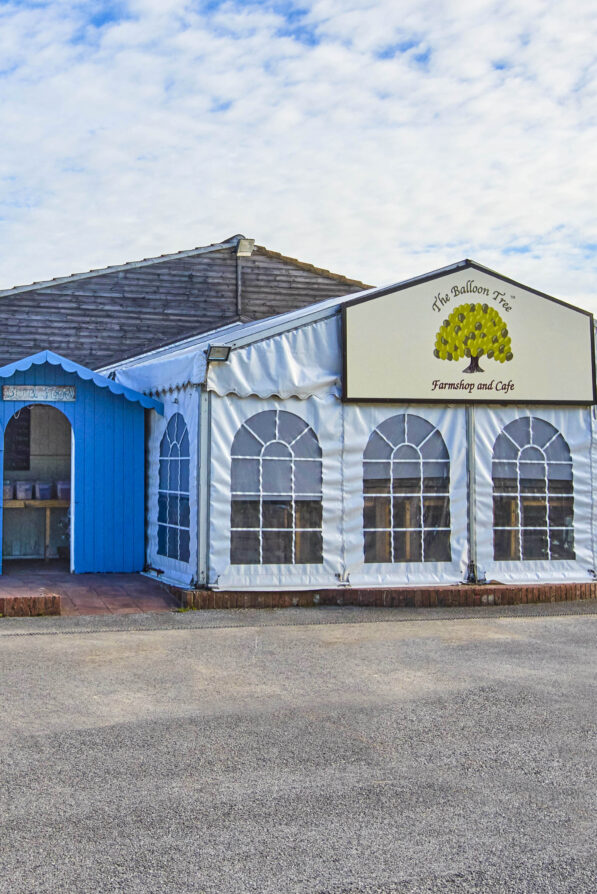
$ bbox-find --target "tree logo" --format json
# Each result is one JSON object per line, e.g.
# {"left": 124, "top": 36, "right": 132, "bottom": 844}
{"left": 433, "top": 302, "right": 513, "bottom": 373}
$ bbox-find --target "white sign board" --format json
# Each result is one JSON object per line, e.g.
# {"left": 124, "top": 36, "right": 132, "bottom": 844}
{"left": 2, "top": 385, "right": 76, "bottom": 402}
{"left": 343, "top": 264, "right": 596, "bottom": 404}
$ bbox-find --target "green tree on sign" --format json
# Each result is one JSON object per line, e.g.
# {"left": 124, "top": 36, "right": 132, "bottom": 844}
{"left": 433, "top": 302, "right": 513, "bottom": 373}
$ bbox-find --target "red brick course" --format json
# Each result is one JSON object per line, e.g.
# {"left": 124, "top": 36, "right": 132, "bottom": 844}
{"left": 173, "top": 581, "right": 597, "bottom": 611}
{"left": 0, "top": 592, "right": 60, "bottom": 617}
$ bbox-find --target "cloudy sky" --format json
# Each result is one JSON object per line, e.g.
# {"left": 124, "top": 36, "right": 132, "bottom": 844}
{"left": 1, "top": 0, "right": 597, "bottom": 309}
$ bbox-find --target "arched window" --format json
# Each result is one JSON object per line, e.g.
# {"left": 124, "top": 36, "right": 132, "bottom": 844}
{"left": 492, "top": 417, "right": 574, "bottom": 561}
{"left": 363, "top": 413, "right": 451, "bottom": 563}
{"left": 230, "top": 409, "right": 322, "bottom": 565}
{"left": 158, "top": 413, "right": 190, "bottom": 563}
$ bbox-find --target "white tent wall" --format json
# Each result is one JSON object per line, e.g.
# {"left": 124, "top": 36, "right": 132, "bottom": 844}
{"left": 209, "top": 392, "right": 343, "bottom": 589}
{"left": 475, "top": 406, "right": 594, "bottom": 583}
{"left": 208, "top": 393, "right": 469, "bottom": 589}
{"left": 344, "top": 404, "right": 468, "bottom": 586}
{"left": 145, "top": 387, "right": 199, "bottom": 587}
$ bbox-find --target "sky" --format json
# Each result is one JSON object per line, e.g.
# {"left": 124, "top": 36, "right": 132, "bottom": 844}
{"left": 1, "top": 0, "right": 597, "bottom": 310}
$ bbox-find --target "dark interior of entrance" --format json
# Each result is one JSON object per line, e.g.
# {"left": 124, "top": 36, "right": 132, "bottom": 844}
{"left": 3, "top": 405, "right": 72, "bottom": 566}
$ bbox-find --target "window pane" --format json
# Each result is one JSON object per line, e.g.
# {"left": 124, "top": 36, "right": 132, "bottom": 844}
{"left": 493, "top": 433, "right": 518, "bottom": 460}
{"left": 423, "top": 496, "right": 450, "bottom": 528}
{"left": 393, "top": 530, "right": 422, "bottom": 563}
{"left": 376, "top": 414, "right": 405, "bottom": 448}
{"left": 262, "top": 530, "right": 293, "bottom": 563}
{"left": 393, "top": 496, "right": 421, "bottom": 529}
{"left": 549, "top": 528, "right": 575, "bottom": 560}
{"left": 232, "top": 425, "right": 262, "bottom": 456}
{"left": 179, "top": 529, "right": 190, "bottom": 563}
{"left": 531, "top": 418, "right": 559, "bottom": 449}
{"left": 244, "top": 410, "right": 277, "bottom": 445}
{"left": 363, "top": 431, "right": 393, "bottom": 460}
{"left": 165, "top": 415, "right": 178, "bottom": 445}
{"left": 405, "top": 414, "right": 435, "bottom": 446}
{"left": 231, "top": 499, "right": 260, "bottom": 528}
{"left": 419, "top": 429, "right": 449, "bottom": 460}
{"left": 393, "top": 444, "right": 420, "bottom": 461}
{"left": 262, "top": 499, "right": 293, "bottom": 529}
{"left": 294, "top": 460, "right": 322, "bottom": 495}
{"left": 278, "top": 412, "right": 309, "bottom": 445}
{"left": 364, "top": 462, "right": 391, "bottom": 494}
{"left": 423, "top": 529, "right": 451, "bottom": 562}
{"left": 295, "top": 531, "right": 323, "bottom": 564}
{"left": 392, "top": 472, "right": 421, "bottom": 494}
{"left": 521, "top": 497, "right": 547, "bottom": 528}
{"left": 167, "top": 526, "right": 179, "bottom": 559}
{"left": 180, "top": 458, "right": 190, "bottom": 493}
{"left": 158, "top": 493, "right": 168, "bottom": 524}
{"left": 168, "top": 460, "right": 181, "bottom": 493}
{"left": 494, "top": 528, "right": 520, "bottom": 561}
{"left": 392, "top": 460, "right": 420, "bottom": 481}
{"left": 159, "top": 459, "right": 169, "bottom": 490}
{"left": 544, "top": 434, "right": 571, "bottom": 462}
{"left": 157, "top": 524, "right": 168, "bottom": 557}
{"left": 520, "top": 474, "right": 546, "bottom": 494}
{"left": 505, "top": 417, "right": 531, "bottom": 447}
{"left": 180, "top": 430, "right": 190, "bottom": 457}
{"left": 422, "top": 461, "right": 449, "bottom": 492}
{"left": 548, "top": 476, "right": 573, "bottom": 494}
{"left": 548, "top": 497, "right": 574, "bottom": 528}
{"left": 363, "top": 496, "right": 390, "bottom": 529}
{"left": 167, "top": 495, "right": 179, "bottom": 526}
{"left": 231, "top": 530, "right": 260, "bottom": 564}
{"left": 292, "top": 427, "right": 321, "bottom": 459}
{"left": 493, "top": 466, "right": 517, "bottom": 493}
{"left": 493, "top": 495, "right": 518, "bottom": 528}
{"left": 263, "top": 441, "right": 291, "bottom": 459}
{"left": 522, "top": 529, "right": 548, "bottom": 560}
{"left": 519, "top": 446, "right": 544, "bottom": 462}
{"left": 231, "top": 458, "right": 259, "bottom": 494}
{"left": 262, "top": 457, "right": 291, "bottom": 494}
{"left": 295, "top": 500, "right": 322, "bottom": 529}
{"left": 179, "top": 496, "right": 190, "bottom": 528}
{"left": 364, "top": 530, "right": 391, "bottom": 563}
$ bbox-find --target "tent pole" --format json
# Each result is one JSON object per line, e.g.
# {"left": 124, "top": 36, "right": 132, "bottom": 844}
{"left": 197, "top": 387, "right": 211, "bottom": 587}
{"left": 466, "top": 404, "right": 479, "bottom": 583}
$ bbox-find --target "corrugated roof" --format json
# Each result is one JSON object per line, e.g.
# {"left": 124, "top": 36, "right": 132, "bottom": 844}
{"left": 0, "top": 351, "right": 164, "bottom": 413}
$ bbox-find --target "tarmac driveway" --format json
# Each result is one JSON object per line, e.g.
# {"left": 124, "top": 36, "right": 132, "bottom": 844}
{"left": 1, "top": 605, "right": 596, "bottom": 893}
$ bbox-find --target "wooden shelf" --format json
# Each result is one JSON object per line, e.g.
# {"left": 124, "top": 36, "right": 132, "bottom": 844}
{"left": 4, "top": 499, "right": 70, "bottom": 509}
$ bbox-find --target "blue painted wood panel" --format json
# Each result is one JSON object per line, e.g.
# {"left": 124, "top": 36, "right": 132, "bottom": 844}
{"left": 0, "top": 364, "right": 146, "bottom": 573}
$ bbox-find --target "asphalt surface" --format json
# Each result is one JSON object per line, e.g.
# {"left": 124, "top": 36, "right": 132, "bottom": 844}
{"left": 1, "top": 604, "right": 596, "bottom": 893}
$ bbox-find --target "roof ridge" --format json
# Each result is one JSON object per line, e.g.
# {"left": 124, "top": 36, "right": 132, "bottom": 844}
{"left": 0, "top": 237, "right": 372, "bottom": 297}
{"left": 0, "top": 237, "right": 240, "bottom": 297}
{"left": 256, "top": 245, "right": 372, "bottom": 287}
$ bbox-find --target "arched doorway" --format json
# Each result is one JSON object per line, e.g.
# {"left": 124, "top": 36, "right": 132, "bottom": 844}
{"left": 2, "top": 404, "right": 73, "bottom": 570}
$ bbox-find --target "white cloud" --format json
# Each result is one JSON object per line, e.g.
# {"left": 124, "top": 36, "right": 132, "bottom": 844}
{"left": 0, "top": 0, "right": 596, "bottom": 311}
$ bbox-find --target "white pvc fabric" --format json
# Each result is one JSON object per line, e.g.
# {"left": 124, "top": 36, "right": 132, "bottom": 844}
{"left": 145, "top": 386, "right": 199, "bottom": 586}
{"left": 209, "top": 394, "right": 469, "bottom": 589}
{"left": 112, "top": 314, "right": 341, "bottom": 399}
{"left": 474, "top": 406, "right": 593, "bottom": 583}
{"left": 206, "top": 317, "right": 342, "bottom": 400}
{"left": 127, "top": 308, "right": 597, "bottom": 590}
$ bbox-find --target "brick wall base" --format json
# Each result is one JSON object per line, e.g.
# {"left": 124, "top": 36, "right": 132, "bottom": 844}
{"left": 0, "top": 593, "right": 61, "bottom": 617}
{"left": 172, "top": 581, "right": 597, "bottom": 611}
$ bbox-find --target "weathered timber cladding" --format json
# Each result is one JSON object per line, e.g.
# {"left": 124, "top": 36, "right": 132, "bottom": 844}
{"left": 0, "top": 245, "right": 368, "bottom": 368}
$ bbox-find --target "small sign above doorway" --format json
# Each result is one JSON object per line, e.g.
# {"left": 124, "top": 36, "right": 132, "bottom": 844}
{"left": 2, "top": 385, "right": 76, "bottom": 402}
